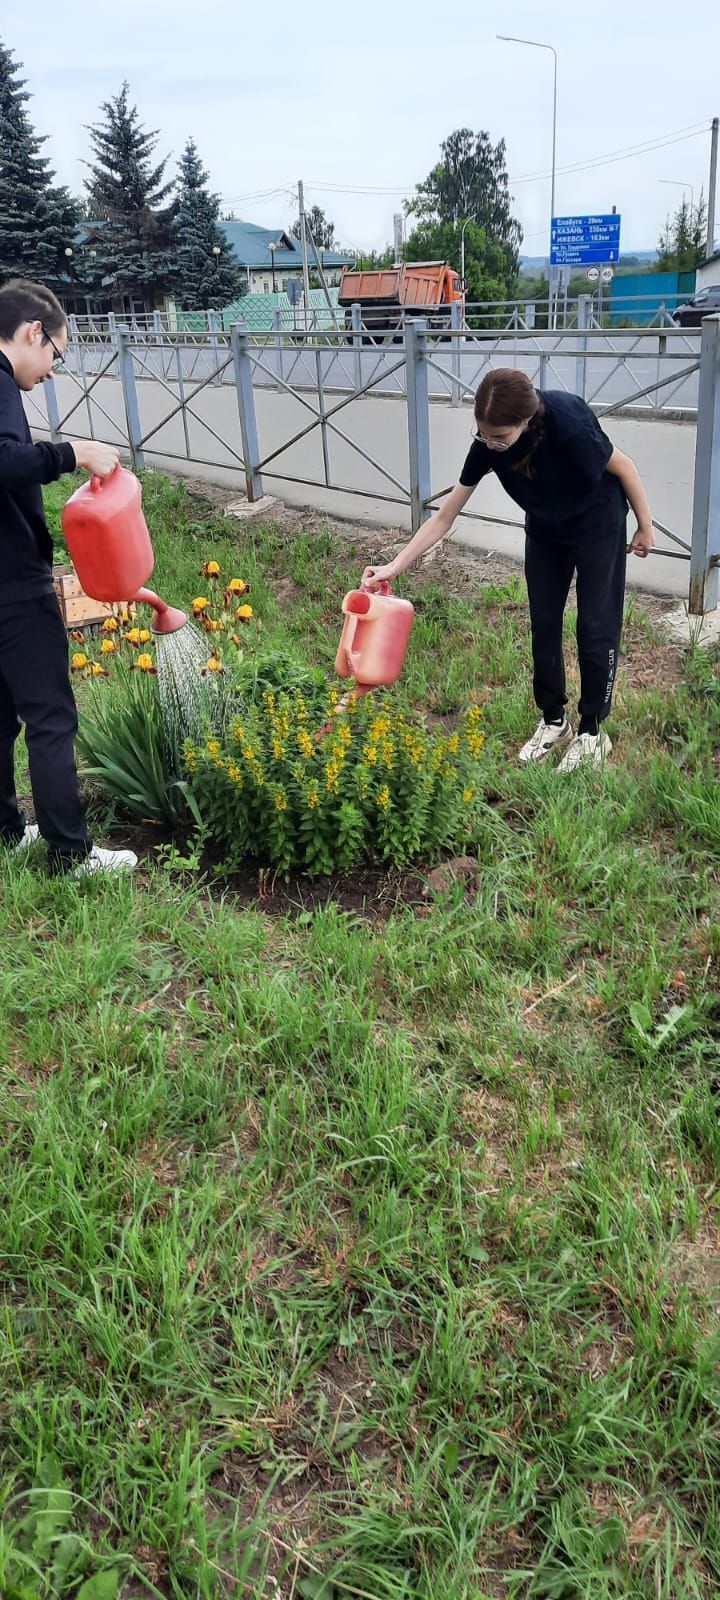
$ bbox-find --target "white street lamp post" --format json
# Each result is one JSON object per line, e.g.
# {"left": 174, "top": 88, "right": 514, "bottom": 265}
{"left": 498, "top": 34, "right": 558, "bottom": 324}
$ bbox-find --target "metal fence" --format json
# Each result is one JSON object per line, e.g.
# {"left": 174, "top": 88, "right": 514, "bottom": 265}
{"left": 67, "top": 291, "right": 695, "bottom": 339}
{"left": 61, "top": 303, "right": 703, "bottom": 415}
{"left": 29, "top": 313, "right": 720, "bottom": 614}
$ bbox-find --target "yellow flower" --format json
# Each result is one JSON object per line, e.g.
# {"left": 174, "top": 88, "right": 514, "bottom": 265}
{"left": 365, "top": 745, "right": 377, "bottom": 765}
{"left": 71, "top": 652, "right": 88, "bottom": 671}
{"left": 377, "top": 786, "right": 390, "bottom": 810}
{"left": 88, "top": 662, "right": 108, "bottom": 678}
{"left": 124, "top": 627, "right": 141, "bottom": 644}
{"left": 227, "top": 763, "right": 243, "bottom": 784}
{"left": 100, "top": 638, "right": 118, "bottom": 654}
{"left": 138, "top": 629, "right": 151, "bottom": 644}
{"left": 201, "top": 560, "right": 221, "bottom": 578}
{"left": 203, "top": 656, "right": 224, "bottom": 674}
{"left": 306, "top": 783, "right": 319, "bottom": 810}
{"left": 241, "top": 744, "right": 255, "bottom": 762}
{"left": 298, "top": 730, "right": 314, "bottom": 760}
{"left": 101, "top": 616, "right": 119, "bottom": 633}
{"left": 463, "top": 788, "right": 474, "bottom": 804}
{"left": 192, "top": 597, "right": 209, "bottom": 615}
{"left": 447, "top": 734, "right": 460, "bottom": 754}
{"left": 468, "top": 733, "right": 485, "bottom": 756}
{"left": 206, "top": 739, "right": 221, "bottom": 755}
{"left": 275, "top": 789, "right": 288, "bottom": 811}
{"left": 226, "top": 578, "right": 247, "bottom": 594}
{"left": 272, "top": 737, "right": 286, "bottom": 760}
{"left": 134, "top": 653, "right": 155, "bottom": 673}
{"left": 235, "top": 603, "right": 253, "bottom": 621}
{"left": 252, "top": 764, "right": 265, "bottom": 787}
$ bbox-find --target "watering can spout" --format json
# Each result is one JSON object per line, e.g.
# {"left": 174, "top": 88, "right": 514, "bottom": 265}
{"left": 134, "top": 587, "right": 188, "bottom": 634}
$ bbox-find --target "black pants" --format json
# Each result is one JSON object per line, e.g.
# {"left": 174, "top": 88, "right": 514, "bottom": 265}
{"left": 0, "top": 593, "right": 91, "bottom": 872}
{"left": 524, "top": 522, "right": 627, "bottom": 735}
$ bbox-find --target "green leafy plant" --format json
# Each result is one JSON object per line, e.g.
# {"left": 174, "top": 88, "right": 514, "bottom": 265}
{"left": 185, "top": 687, "right": 485, "bottom": 876}
{"left": 0, "top": 1457, "right": 119, "bottom": 1599}
{"left": 76, "top": 662, "right": 203, "bottom": 828}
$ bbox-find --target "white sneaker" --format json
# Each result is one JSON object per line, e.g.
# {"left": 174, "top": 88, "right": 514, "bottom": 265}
{"left": 8, "top": 823, "right": 41, "bottom": 852}
{"left": 68, "top": 844, "right": 139, "bottom": 879}
{"left": 518, "top": 716, "right": 573, "bottom": 766}
{"left": 556, "top": 730, "right": 613, "bottom": 773}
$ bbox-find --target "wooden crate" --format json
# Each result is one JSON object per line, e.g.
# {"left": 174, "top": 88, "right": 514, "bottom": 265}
{"left": 53, "top": 565, "right": 115, "bottom": 631}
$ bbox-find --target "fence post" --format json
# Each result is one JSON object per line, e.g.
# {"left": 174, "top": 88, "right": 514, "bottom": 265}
{"left": 115, "top": 326, "right": 145, "bottom": 469}
{"left": 450, "top": 300, "right": 462, "bottom": 408}
{"left": 689, "top": 314, "right": 720, "bottom": 615}
{"left": 351, "top": 301, "right": 362, "bottom": 394}
{"left": 575, "top": 294, "right": 590, "bottom": 401}
{"left": 208, "top": 308, "right": 221, "bottom": 383}
{"left": 272, "top": 307, "right": 284, "bottom": 391}
{"left": 405, "top": 317, "right": 432, "bottom": 532}
{"left": 43, "top": 375, "right": 62, "bottom": 443}
{"left": 524, "top": 301, "right": 536, "bottom": 330}
{"left": 230, "top": 321, "right": 263, "bottom": 502}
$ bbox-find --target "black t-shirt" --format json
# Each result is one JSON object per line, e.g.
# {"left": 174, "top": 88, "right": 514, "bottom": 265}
{"left": 0, "top": 351, "right": 76, "bottom": 605}
{"left": 459, "top": 390, "right": 627, "bottom": 543}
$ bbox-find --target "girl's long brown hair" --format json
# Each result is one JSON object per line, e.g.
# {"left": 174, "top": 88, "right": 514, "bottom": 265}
{"left": 474, "top": 369, "right": 543, "bottom": 477}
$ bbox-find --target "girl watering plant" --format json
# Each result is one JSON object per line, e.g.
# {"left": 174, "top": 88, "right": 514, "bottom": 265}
{"left": 362, "top": 369, "right": 654, "bottom": 771}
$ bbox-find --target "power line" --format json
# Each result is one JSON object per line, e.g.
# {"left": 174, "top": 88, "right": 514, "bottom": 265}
{"left": 218, "top": 117, "right": 713, "bottom": 213}
{"left": 510, "top": 121, "right": 710, "bottom": 184}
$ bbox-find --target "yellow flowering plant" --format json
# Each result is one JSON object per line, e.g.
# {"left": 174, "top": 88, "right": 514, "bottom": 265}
{"left": 186, "top": 688, "right": 485, "bottom": 878}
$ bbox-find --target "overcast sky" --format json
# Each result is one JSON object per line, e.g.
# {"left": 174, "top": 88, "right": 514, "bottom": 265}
{"left": 4, "top": 0, "right": 718, "bottom": 259}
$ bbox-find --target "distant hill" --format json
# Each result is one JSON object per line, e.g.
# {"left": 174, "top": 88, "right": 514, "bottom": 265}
{"left": 519, "top": 249, "right": 658, "bottom": 271}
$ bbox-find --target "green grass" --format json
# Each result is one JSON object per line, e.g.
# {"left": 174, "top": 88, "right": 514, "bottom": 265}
{"left": 1, "top": 473, "right": 719, "bottom": 1597}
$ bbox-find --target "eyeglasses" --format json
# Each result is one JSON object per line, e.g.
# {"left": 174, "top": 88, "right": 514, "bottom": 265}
{"left": 41, "top": 326, "right": 66, "bottom": 370}
{"left": 470, "top": 426, "right": 516, "bottom": 451}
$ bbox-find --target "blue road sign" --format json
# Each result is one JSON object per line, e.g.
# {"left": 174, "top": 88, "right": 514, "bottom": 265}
{"left": 550, "top": 214, "right": 621, "bottom": 266}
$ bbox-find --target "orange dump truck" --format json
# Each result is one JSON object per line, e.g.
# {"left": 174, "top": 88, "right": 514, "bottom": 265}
{"left": 338, "top": 261, "right": 463, "bottom": 339}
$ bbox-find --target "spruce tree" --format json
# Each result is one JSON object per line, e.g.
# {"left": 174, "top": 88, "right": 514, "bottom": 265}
{"left": 84, "top": 82, "right": 176, "bottom": 310}
{"left": 171, "top": 139, "right": 244, "bottom": 308}
{"left": 0, "top": 41, "right": 80, "bottom": 288}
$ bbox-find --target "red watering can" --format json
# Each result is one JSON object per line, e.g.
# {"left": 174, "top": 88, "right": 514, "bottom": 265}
{"left": 61, "top": 466, "right": 186, "bottom": 633}
{"left": 334, "top": 580, "right": 414, "bottom": 692}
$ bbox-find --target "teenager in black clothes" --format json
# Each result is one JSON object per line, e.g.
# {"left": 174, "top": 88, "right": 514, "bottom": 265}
{"left": 0, "top": 278, "right": 138, "bottom": 874}
{"left": 363, "top": 368, "right": 654, "bottom": 771}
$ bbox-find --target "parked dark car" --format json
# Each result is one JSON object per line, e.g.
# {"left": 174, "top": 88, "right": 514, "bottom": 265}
{"left": 672, "top": 285, "right": 720, "bottom": 327}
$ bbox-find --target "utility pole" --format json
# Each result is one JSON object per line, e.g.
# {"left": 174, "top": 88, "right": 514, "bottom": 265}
{"left": 707, "top": 117, "right": 719, "bottom": 259}
{"left": 393, "top": 213, "right": 403, "bottom": 268}
{"left": 297, "top": 179, "right": 312, "bottom": 335}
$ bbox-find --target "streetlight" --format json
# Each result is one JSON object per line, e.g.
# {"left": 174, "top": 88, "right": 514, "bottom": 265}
{"left": 64, "top": 247, "right": 76, "bottom": 312}
{"left": 268, "top": 240, "right": 277, "bottom": 294}
{"left": 659, "top": 179, "right": 695, "bottom": 217}
{"left": 459, "top": 216, "right": 476, "bottom": 294}
{"left": 498, "top": 34, "right": 558, "bottom": 316}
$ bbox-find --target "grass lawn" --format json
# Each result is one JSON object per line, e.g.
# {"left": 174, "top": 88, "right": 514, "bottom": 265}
{"left": 1, "top": 472, "right": 719, "bottom": 1599}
